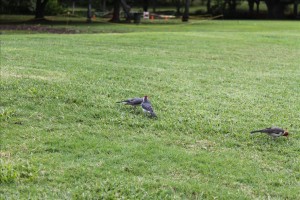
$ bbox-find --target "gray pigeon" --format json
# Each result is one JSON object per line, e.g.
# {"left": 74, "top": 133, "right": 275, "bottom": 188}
{"left": 141, "top": 96, "right": 157, "bottom": 117}
{"left": 116, "top": 97, "right": 143, "bottom": 108}
{"left": 250, "top": 127, "right": 288, "bottom": 139}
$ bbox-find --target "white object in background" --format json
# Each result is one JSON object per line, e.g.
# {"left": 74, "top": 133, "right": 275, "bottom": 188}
{"left": 143, "top": 12, "right": 149, "bottom": 19}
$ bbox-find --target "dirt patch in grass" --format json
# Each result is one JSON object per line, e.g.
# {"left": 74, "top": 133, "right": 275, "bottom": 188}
{"left": 0, "top": 25, "right": 76, "bottom": 34}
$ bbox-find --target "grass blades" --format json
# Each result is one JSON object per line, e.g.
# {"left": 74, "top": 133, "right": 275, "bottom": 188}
{"left": 1, "top": 20, "right": 300, "bottom": 199}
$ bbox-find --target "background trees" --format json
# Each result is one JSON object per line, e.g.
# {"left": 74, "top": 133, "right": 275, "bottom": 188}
{"left": 0, "top": 0, "right": 299, "bottom": 20}
{"left": 35, "top": 0, "right": 49, "bottom": 19}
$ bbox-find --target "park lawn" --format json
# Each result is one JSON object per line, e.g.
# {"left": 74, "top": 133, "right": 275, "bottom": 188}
{"left": 1, "top": 20, "right": 300, "bottom": 199}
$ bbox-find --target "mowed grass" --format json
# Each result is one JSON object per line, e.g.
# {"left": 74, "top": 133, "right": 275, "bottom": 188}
{"left": 1, "top": 21, "right": 300, "bottom": 199}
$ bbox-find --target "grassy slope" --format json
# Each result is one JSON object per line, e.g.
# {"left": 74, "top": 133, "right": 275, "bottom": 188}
{"left": 1, "top": 21, "right": 300, "bottom": 199}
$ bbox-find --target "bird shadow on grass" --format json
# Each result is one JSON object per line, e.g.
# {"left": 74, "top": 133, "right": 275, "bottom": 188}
{"left": 249, "top": 135, "right": 291, "bottom": 148}
{"left": 118, "top": 107, "right": 158, "bottom": 120}
{"left": 117, "top": 106, "right": 142, "bottom": 115}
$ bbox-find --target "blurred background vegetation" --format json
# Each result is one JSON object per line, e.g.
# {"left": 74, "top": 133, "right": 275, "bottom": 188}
{"left": 0, "top": 0, "right": 299, "bottom": 21}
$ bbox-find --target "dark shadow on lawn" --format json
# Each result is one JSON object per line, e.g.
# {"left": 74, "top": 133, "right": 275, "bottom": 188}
{"left": 0, "top": 17, "right": 119, "bottom": 34}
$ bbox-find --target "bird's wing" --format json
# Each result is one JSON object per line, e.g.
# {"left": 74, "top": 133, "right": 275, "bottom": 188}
{"left": 272, "top": 127, "right": 284, "bottom": 134}
{"left": 142, "top": 102, "right": 154, "bottom": 112}
{"left": 266, "top": 127, "right": 283, "bottom": 134}
{"left": 117, "top": 98, "right": 142, "bottom": 104}
{"left": 129, "top": 98, "right": 143, "bottom": 105}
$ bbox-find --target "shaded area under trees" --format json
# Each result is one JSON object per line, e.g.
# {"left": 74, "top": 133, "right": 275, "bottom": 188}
{"left": 0, "top": 0, "right": 299, "bottom": 21}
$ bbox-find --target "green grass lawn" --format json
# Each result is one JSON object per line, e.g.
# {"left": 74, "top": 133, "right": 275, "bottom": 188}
{"left": 1, "top": 20, "right": 300, "bottom": 199}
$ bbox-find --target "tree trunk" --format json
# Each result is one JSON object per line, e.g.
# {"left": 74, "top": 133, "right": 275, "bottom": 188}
{"left": 72, "top": 0, "right": 75, "bottom": 14}
{"left": 207, "top": 0, "right": 211, "bottom": 14}
{"left": 256, "top": 0, "right": 260, "bottom": 14}
{"left": 265, "top": 0, "right": 284, "bottom": 19}
{"left": 294, "top": 1, "right": 298, "bottom": 18}
{"left": 152, "top": 0, "right": 157, "bottom": 13}
{"left": 229, "top": 0, "right": 237, "bottom": 14}
{"left": 120, "top": 0, "right": 131, "bottom": 21}
{"left": 102, "top": 0, "right": 106, "bottom": 11}
{"left": 143, "top": 0, "right": 149, "bottom": 12}
{"left": 110, "top": 0, "right": 120, "bottom": 22}
{"left": 35, "top": 0, "right": 49, "bottom": 19}
{"left": 87, "top": 0, "right": 92, "bottom": 23}
{"left": 175, "top": 0, "right": 183, "bottom": 15}
{"left": 248, "top": 0, "right": 254, "bottom": 15}
{"left": 182, "top": 0, "right": 190, "bottom": 22}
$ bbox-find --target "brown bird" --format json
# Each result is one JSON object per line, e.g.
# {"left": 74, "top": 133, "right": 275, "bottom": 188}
{"left": 250, "top": 127, "right": 288, "bottom": 139}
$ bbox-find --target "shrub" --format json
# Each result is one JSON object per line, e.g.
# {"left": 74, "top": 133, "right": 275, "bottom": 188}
{"left": 45, "top": 0, "right": 64, "bottom": 15}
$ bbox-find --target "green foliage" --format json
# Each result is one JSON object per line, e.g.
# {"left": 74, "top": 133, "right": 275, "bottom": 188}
{"left": 45, "top": 0, "right": 64, "bottom": 15}
{"left": 0, "top": 0, "right": 35, "bottom": 14}
{"left": 0, "top": 21, "right": 299, "bottom": 199}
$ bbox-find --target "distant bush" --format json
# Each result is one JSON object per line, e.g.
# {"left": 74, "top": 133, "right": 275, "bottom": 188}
{"left": 0, "top": 0, "right": 63, "bottom": 15}
{"left": 45, "top": 0, "right": 64, "bottom": 15}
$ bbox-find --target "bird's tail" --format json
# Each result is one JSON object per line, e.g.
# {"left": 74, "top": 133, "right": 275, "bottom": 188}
{"left": 116, "top": 100, "right": 126, "bottom": 103}
{"left": 250, "top": 130, "right": 263, "bottom": 134}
